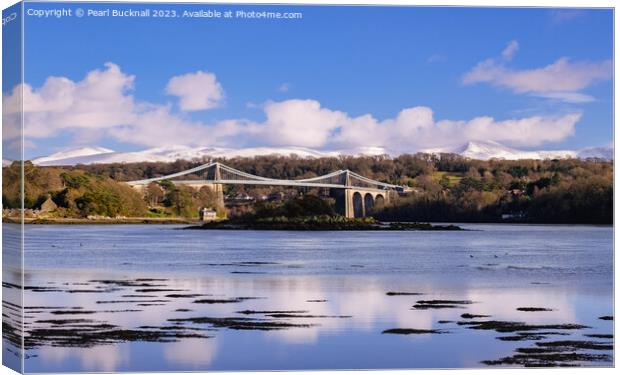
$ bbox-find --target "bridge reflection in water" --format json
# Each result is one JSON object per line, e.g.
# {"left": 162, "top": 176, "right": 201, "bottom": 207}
{"left": 126, "top": 162, "right": 409, "bottom": 218}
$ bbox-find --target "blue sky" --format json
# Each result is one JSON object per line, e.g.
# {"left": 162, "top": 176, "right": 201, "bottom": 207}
{"left": 4, "top": 2, "right": 614, "bottom": 158}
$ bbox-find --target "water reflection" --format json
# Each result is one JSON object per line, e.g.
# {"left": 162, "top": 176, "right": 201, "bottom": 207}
{"left": 6, "top": 270, "right": 612, "bottom": 371}
{"left": 1, "top": 224, "right": 613, "bottom": 371}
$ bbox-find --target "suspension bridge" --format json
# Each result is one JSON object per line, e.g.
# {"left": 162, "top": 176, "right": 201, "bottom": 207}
{"left": 126, "top": 162, "right": 409, "bottom": 218}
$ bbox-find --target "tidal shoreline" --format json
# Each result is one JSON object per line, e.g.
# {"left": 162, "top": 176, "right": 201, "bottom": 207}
{"left": 3, "top": 217, "right": 196, "bottom": 225}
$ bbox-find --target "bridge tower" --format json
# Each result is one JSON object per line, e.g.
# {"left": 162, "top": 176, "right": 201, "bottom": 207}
{"left": 331, "top": 170, "right": 390, "bottom": 219}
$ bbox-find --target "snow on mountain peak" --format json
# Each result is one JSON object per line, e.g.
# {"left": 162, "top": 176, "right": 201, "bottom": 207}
{"left": 422, "top": 141, "right": 612, "bottom": 161}
{"left": 28, "top": 141, "right": 613, "bottom": 166}
{"left": 32, "top": 147, "right": 115, "bottom": 165}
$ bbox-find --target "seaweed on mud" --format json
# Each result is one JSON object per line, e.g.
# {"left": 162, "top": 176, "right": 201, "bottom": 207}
{"left": 50, "top": 310, "right": 97, "bottom": 315}
{"left": 24, "top": 327, "right": 211, "bottom": 348}
{"left": 2, "top": 301, "right": 22, "bottom": 312}
{"left": 237, "top": 310, "right": 309, "bottom": 315}
{"left": 230, "top": 271, "right": 268, "bottom": 274}
{"left": 535, "top": 340, "right": 613, "bottom": 351}
{"left": 416, "top": 300, "right": 474, "bottom": 305}
{"left": 584, "top": 334, "right": 613, "bottom": 339}
{"left": 96, "top": 300, "right": 170, "bottom": 304}
{"left": 165, "top": 294, "right": 208, "bottom": 298}
{"left": 515, "top": 347, "right": 565, "bottom": 354}
{"left": 437, "top": 320, "right": 454, "bottom": 324}
{"left": 121, "top": 295, "right": 159, "bottom": 298}
{"left": 65, "top": 289, "right": 122, "bottom": 294}
{"left": 24, "top": 286, "right": 63, "bottom": 293}
{"left": 386, "top": 292, "right": 424, "bottom": 296}
{"left": 193, "top": 297, "right": 261, "bottom": 304}
{"left": 265, "top": 314, "right": 351, "bottom": 319}
{"left": 481, "top": 352, "right": 611, "bottom": 367}
{"left": 169, "top": 316, "right": 315, "bottom": 331}
{"left": 25, "top": 306, "right": 78, "bottom": 310}
{"left": 412, "top": 305, "right": 465, "bottom": 309}
{"left": 88, "top": 280, "right": 166, "bottom": 288}
{"left": 457, "top": 320, "right": 589, "bottom": 333}
{"left": 134, "top": 289, "right": 187, "bottom": 293}
{"left": 517, "top": 307, "right": 554, "bottom": 312}
{"left": 484, "top": 338, "right": 613, "bottom": 367}
{"left": 2, "top": 282, "right": 21, "bottom": 289}
{"left": 175, "top": 308, "right": 192, "bottom": 312}
{"left": 413, "top": 300, "right": 474, "bottom": 310}
{"left": 2, "top": 321, "right": 23, "bottom": 348}
{"left": 138, "top": 325, "right": 212, "bottom": 331}
{"left": 35, "top": 319, "right": 95, "bottom": 325}
{"left": 306, "top": 300, "right": 327, "bottom": 303}
{"left": 461, "top": 313, "right": 491, "bottom": 319}
{"left": 382, "top": 328, "right": 447, "bottom": 335}
{"left": 598, "top": 316, "right": 613, "bottom": 321}
{"left": 497, "top": 334, "right": 547, "bottom": 341}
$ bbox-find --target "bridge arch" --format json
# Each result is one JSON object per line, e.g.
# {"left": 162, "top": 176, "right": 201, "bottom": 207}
{"left": 375, "top": 194, "right": 385, "bottom": 208}
{"left": 364, "top": 193, "right": 374, "bottom": 214}
{"left": 352, "top": 192, "right": 364, "bottom": 218}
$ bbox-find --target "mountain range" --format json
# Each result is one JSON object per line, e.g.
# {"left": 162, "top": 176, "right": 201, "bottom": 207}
{"left": 421, "top": 141, "right": 613, "bottom": 161}
{"left": 25, "top": 141, "right": 613, "bottom": 166}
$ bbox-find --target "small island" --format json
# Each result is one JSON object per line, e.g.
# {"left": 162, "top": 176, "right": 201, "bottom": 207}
{"left": 186, "top": 195, "right": 463, "bottom": 231}
{"left": 187, "top": 217, "right": 463, "bottom": 231}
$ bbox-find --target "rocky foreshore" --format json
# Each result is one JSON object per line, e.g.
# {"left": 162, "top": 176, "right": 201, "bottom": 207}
{"left": 186, "top": 216, "right": 464, "bottom": 231}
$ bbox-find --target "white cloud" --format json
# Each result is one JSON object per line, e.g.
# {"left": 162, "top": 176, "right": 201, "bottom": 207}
{"left": 9, "top": 63, "right": 137, "bottom": 139}
{"left": 501, "top": 40, "right": 519, "bottom": 61}
{"left": 331, "top": 106, "right": 579, "bottom": 152}
{"left": 532, "top": 91, "right": 595, "bottom": 104}
{"left": 3, "top": 63, "right": 582, "bottom": 155}
{"left": 3, "top": 64, "right": 228, "bottom": 147}
{"left": 463, "top": 41, "right": 612, "bottom": 102}
{"left": 277, "top": 83, "right": 290, "bottom": 92}
{"left": 242, "top": 101, "right": 580, "bottom": 152}
{"left": 254, "top": 99, "right": 348, "bottom": 148}
{"left": 550, "top": 9, "right": 584, "bottom": 25}
{"left": 166, "top": 70, "right": 224, "bottom": 111}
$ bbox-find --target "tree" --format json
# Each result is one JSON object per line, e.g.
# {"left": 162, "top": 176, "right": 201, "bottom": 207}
{"left": 145, "top": 182, "right": 164, "bottom": 206}
{"left": 166, "top": 186, "right": 197, "bottom": 217}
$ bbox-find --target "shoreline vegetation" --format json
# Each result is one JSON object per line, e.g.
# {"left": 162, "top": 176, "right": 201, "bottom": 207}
{"left": 3, "top": 217, "right": 195, "bottom": 225}
{"left": 3, "top": 154, "right": 612, "bottom": 225}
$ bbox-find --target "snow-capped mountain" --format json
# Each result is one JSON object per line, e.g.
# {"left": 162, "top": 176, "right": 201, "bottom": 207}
{"left": 31, "top": 145, "right": 342, "bottom": 166}
{"left": 31, "top": 147, "right": 115, "bottom": 165}
{"left": 576, "top": 146, "right": 614, "bottom": 160}
{"left": 422, "top": 141, "right": 613, "bottom": 161}
{"left": 29, "top": 141, "right": 613, "bottom": 166}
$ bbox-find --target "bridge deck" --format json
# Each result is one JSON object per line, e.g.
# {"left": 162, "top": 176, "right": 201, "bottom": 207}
{"left": 125, "top": 161, "right": 406, "bottom": 193}
{"left": 128, "top": 179, "right": 391, "bottom": 193}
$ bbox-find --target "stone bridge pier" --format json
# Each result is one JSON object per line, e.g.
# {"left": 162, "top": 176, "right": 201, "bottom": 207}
{"left": 341, "top": 189, "right": 390, "bottom": 218}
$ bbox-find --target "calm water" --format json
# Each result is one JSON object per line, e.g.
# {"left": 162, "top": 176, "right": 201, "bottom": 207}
{"left": 2, "top": 224, "right": 614, "bottom": 372}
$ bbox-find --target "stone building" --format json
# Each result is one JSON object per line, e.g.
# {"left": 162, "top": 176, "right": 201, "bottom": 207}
{"left": 40, "top": 196, "right": 58, "bottom": 213}
{"left": 199, "top": 207, "right": 217, "bottom": 222}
